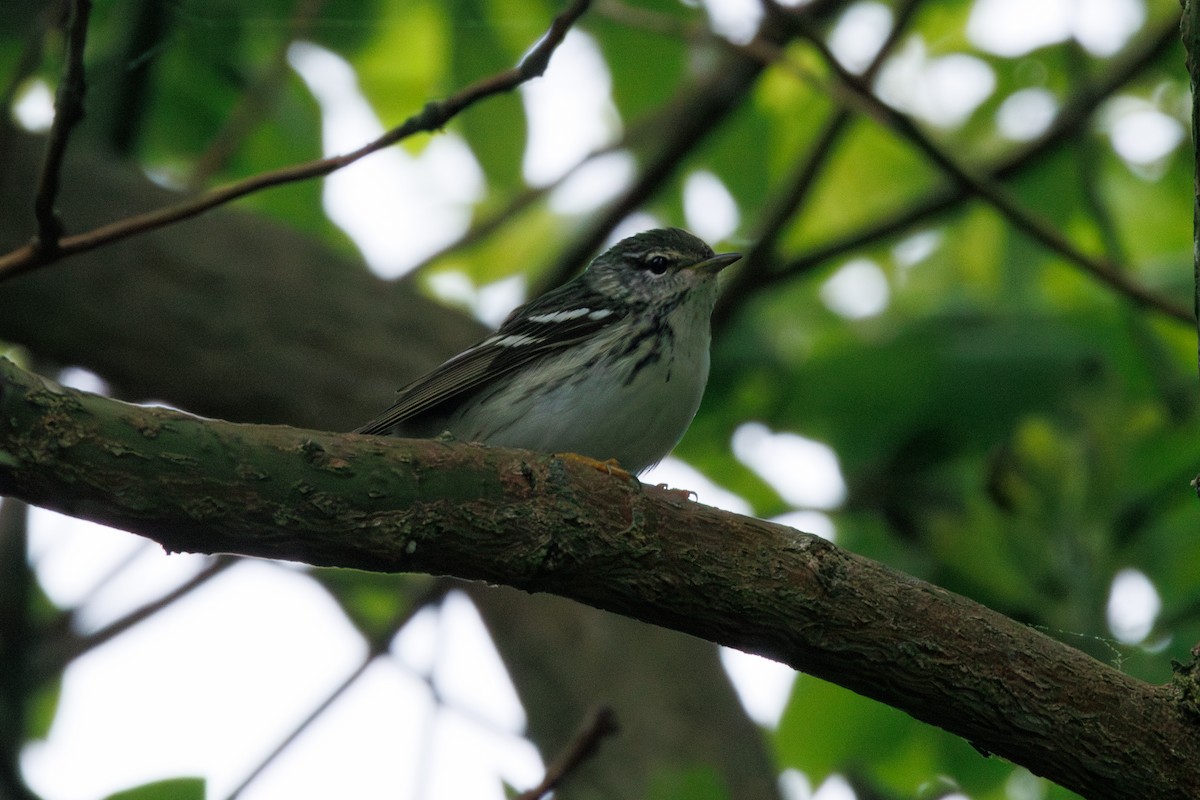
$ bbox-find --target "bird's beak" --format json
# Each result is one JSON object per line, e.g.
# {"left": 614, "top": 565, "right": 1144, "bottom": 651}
{"left": 688, "top": 251, "right": 742, "bottom": 275}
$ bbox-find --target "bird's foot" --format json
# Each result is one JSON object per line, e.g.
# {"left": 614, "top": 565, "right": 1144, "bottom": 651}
{"left": 655, "top": 484, "right": 698, "bottom": 502}
{"left": 555, "top": 452, "right": 633, "bottom": 481}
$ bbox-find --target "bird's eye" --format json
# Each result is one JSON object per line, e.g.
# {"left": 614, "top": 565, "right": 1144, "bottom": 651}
{"left": 645, "top": 255, "right": 670, "bottom": 275}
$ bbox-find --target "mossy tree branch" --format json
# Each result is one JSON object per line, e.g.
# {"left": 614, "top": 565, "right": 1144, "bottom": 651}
{"left": 0, "top": 357, "right": 1197, "bottom": 799}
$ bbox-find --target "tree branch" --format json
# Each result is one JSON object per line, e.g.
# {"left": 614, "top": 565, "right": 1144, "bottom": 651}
{"left": 0, "top": 0, "right": 591, "bottom": 282}
{"left": 533, "top": 46, "right": 764, "bottom": 293}
{"left": 1183, "top": 0, "right": 1200, "bottom": 373}
{"left": 222, "top": 581, "right": 451, "bottom": 800}
{"left": 532, "top": 0, "right": 848, "bottom": 293}
{"left": 727, "top": 0, "right": 923, "bottom": 307}
{"left": 515, "top": 706, "right": 618, "bottom": 800}
{"left": 777, "top": 15, "right": 1191, "bottom": 324}
{"left": 0, "top": 356, "right": 1197, "bottom": 799}
{"left": 0, "top": 129, "right": 488, "bottom": 434}
{"left": 719, "top": 16, "right": 1183, "bottom": 323}
{"left": 31, "top": 0, "right": 90, "bottom": 257}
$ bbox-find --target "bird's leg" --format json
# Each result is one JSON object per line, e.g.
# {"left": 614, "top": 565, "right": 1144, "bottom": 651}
{"left": 555, "top": 451, "right": 634, "bottom": 481}
{"left": 654, "top": 484, "right": 698, "bottom": 502}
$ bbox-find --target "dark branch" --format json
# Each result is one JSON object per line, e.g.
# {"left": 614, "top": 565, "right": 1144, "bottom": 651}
{"left": 222, "top": 581, "right": 452, "bottom": 800}
{"left": 724, "top": 0, "right": 923, "bottom": 312}
{"left": 515, "top": 707, "right": 619, "bottom": 800}
{"left": 0, "top": 356, "right": 1197, "bottom": 799}
{"left": 34, "top": 557, "right": 237, "bottom": 678}
{"left": 531, "top": 0, "right": 843, "bottom": 293}
{"left": 721, "top": 16, "right": 1185, "bottom": 323}
{"left": 1183, "top": 0, "right": 1200, "bottom": 372}
{"left": 31, "top": 0, "right": 91, "bottom": 256}
{"left": 0, "top": 0, "right": 591, "bottom": 282}
{"left": 777, "top": 16, "right": 1191, "bottom": 324}
{"left": 533, "top": 48, "right": 764, "bottom": 294}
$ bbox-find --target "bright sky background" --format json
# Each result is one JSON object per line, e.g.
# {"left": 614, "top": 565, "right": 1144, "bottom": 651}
{"left": 9, "top": 1, "right": 1170, "bottom": 799}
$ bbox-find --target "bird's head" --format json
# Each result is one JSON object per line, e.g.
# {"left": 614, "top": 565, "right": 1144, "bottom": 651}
{"left": 583, "top": 228, "right": 741, "bottom": 310}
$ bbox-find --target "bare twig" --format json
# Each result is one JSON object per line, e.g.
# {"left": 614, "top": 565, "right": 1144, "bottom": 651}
{"left": 186, "top": 0, "right": 328, "bottom": 187}
{"left": 34, "top": 556, "right": 238, "bottom": 678}
{"left": 514, "top": 706, "right": 619, "bottom": 800}
{"left": 0, "top": 1, "right": 68, "bottom": 165}
{"left": 720, "top": 0, "right": 923, "bottom": 319}
{"left": 531, "top": 0, "right": 852, "bottom": 293}
{"left": 31, "top": 0, "right": 91, "bottom": 256}
{"left": 400, "top": 137, "right": 630, "bottom": 284}
{"left": 721, "top": 16, "right": 1189, "bottom": 325}
{"left": 399, "top": 65, "right": 680, "bottom": 284}
{"left": 0, "top": 0, "right": 592, "bottom": 282}
{"left": 793, "top": 23, "right": 1190, "bottom": 323}
{"left": 221, "top": 651, "right": 376, "bottom": 800}
{"left": 222, "top": 580, "right": 453, "bottom": 800}
{"left": 1182, "top": 0, "right": 1200, "bottom": 370}
{"left": 532, "top": 25, "right": 769, "bottom": 293}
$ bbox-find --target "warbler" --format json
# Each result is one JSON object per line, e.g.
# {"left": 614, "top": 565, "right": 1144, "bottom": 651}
{"left": 356, "top": 227, "right": 741, "bottom": 474}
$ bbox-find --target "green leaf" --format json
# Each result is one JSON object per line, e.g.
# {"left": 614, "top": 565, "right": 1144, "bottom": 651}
{"left": 353, "top": 0, "right": 451, "bottom": 130}
{"left": 444, "top": 0, "right": 536, "bottom": 190}
{"left": 103, "top": 777, "right": 205, "bottom": 800}
{"left": 647, "top": 765, "right": 731, "bottom": 800}
{"left": 24, "top": 674, "right": 61, "bottom": 742}
{"left": 775, "top": 676, "right": 1020, "bottom": 798}
{"left": 309, "top": 569, "right": 437, "bottom": 643}
{"left": 584, "top": 0, "right": 690, "bottom": 123}
{"left": 775, "top": 675, "right": 909, "bottom": 781}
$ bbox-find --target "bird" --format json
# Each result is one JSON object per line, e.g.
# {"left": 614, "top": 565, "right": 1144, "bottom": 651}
{"left": 356, "top": 227, "right": 741, "bottom": 474}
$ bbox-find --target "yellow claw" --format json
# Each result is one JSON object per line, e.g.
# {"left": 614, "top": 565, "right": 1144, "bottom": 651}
{"left": 555, "top": 452, "right": 633, "bottom": 480}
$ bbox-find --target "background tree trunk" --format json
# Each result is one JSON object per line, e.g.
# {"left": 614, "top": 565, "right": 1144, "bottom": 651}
{"left": 0, "top": 130, "right": 784, "bottom": 799}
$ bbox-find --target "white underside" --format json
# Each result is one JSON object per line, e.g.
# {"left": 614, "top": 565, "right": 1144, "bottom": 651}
{"left": 443, "top": 307, "right": 713, "bottom": 473}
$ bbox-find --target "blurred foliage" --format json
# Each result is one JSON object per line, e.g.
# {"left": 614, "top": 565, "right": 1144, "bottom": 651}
{"left": 101, "top": 777, "right": 205, "bottom": 800}
{"left": 647, "top": 766, "right": 732, "bottom": 800}
{"left": 2, "top": 0, "right": 1198, "bottom": 798}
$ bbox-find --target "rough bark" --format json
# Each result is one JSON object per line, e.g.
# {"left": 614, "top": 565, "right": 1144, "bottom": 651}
{"left": 1, "top": 357, "right": 1197, "bottom": 800}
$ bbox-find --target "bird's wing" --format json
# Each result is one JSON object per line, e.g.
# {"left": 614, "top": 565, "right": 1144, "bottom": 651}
{"left": 355, "top": 285, "right": 623, "bottom": 435}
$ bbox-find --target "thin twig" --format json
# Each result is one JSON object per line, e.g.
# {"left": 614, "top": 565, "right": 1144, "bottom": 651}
{"left": 401, "top": 87, "right": 681, "bottom": 285}
{"left": 719, "top": 0, "right": 924, "bottom": 322}
{"left": 532, "top": 26, "right": 770, "bottom": 294}
{"left": 514, "top": 706, "right": 619, "bottom": 800}
{"left": 771, "top": 16, "right": 1190, "bottom": 323}
{"left": 73, "top": 540, "right": 158, "bottom": 608}
{"left": 768, "top": 14, "right": 1181, "bottom": 286}
{"left": 222, "top": 580, "right": 453, "bottom": 800}
{"left": 727, "top": 16, "right": 1188, "bottom": 325}
{"left": 399, "top": 136, "right": 631, "bottom": 284}
{"left": 0, "top": 0, "right": 592, "bottom": 282}
{"left": 31, "top": 0, "right": 91, "bottom": 256}
{"left": 530, "top": 0, "right": 853, "bottom": 294}
{"left": 186, "top": 0, "right": 328, "bottom": 187}
{"left": 0, "top": 1, "right": 68, "bottom": 168}
{"left": 1183, "top": 0, "right": 1200, "bottom": 371}
{"left": 34, "top": 556, "right": 238, "bottom": 678}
